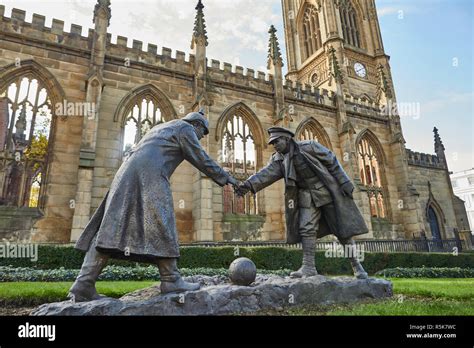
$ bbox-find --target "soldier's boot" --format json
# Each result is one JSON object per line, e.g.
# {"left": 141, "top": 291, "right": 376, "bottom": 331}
{"left": 290, "top": 236, "right": 318, "bottom": 278}
{"left": 350, "top": 257, "right": 368, "bottom": 279}
{"left": 68, "top": 244, "right": 109, "bottom": 302}
{"left": 342, "top": 239, "right": 368, "bottom": 279}
{"left": 157, "top": 258, "right": 200, "bottom": 294}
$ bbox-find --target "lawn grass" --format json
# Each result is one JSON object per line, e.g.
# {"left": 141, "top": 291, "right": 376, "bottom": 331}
{"left": 0, "top": 281, "right": 156, "bottom": 306}
{"left": 390, "top": 278, "right": 474, "bottom": 300}
{"left": 326, "top": 297, "right": 474, "bottom": 316}
{"left": 296, "top": 278, "right": 474, "bottom": 316}
{"left": 258, "top": 297, "right": 474, "bottom": 316}
{"left": 257, "top": 278, "right": 474, "bottom": 316}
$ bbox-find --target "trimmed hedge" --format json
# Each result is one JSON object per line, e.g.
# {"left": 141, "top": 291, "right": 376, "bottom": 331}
{"left": 375, "top": 267, "right": 474, "bottom": 278}
{"left": 0, "top": 266, "right": 292, "bottom": 282}
{"left": 0, "top": 245, "right": 473, "bottom": 275}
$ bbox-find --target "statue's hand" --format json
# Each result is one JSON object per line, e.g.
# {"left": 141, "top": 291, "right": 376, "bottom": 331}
{"left": 227, "top": 177, "right": 246, "bottom": 196}
{"left": 227, "top": 176, "right": 239, "bottom": 187}
{"left": 235, "top": 181, "right": 251, "bottom": 197}
{"left": 340, "top": 181, "right": 354, "bottom": 199}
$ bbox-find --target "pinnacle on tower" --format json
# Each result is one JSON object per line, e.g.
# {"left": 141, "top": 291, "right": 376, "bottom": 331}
{"left": 377, "top": 64, "right": 393, "bottom": 99}
{"left": 433, "top": 127, "right": 447, "bottom": 168}
{"left": 193, "top": 0, "right": 208, "bottom": 47}
{"left": 328, "top": 46, "right": 343, "bottom": 84}
{"left": 433, "top": 127, "right": 445, "bottom": 153}
{"left": 93, "top": 0, "right": 112, "bottom": 27}
{"left": 267, "top": 25, "right": 283, "bottom": 69}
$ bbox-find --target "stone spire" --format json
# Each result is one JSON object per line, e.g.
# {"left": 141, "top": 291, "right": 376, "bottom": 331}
{"left": 376, "top": 64, "right": 392, "bottom": 100}
{"left": 191, "top": 0, "right": 209, "bottom": 107}
{"left": 433, "top": 127, "right": 445, "bottom": 153}
{"left": 93, "top": 0, "right": 111, "bottom": 27}
{"left": 266, "top": 25, "right": 286, "bottom": 125}
{"left": 192, "top": 0, "right": 208, "bottom": 47}
{"left": 91, "top": 0, "right": 111, "bottom": 69}
{"left": 433, "top": 127, "right": 446, "bottom": 166}
{"left": 267, "top": 25, "right": 283, "bottom": 69}
{"left": 328, "top": 46, "right": 344, "bottom": 85}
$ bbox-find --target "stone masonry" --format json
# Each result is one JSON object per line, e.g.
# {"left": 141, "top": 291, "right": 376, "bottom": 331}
{"left": 0, "top": 1, "right": 470, "bottom": 245}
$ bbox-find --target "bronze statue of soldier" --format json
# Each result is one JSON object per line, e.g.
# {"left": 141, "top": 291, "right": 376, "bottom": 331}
{"left": 69, "top": 109, "right": 240, "bottom": 302}
{"left": 236, "top": 127, "right": 369, "bottom": 279}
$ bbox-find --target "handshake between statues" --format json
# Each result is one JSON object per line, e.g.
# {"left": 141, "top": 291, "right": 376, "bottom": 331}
{"left": 227, "top": 177, "right": 252, "bottom": 197}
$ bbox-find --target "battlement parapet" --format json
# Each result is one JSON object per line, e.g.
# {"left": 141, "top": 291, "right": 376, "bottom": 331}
{"left": 0, "top": 7, "right": 95, "bottom": 50}
{"left": 206, "top": 59, "right": 273, "bottom": 93}
{"left": 406, "top": 149, "right": 446, "bottom": 169}
{"left": 343, "top": 93, "right": 386, "bottom": 118}
{"left": 283, "top": 79, "right": 336, "bottom": 108}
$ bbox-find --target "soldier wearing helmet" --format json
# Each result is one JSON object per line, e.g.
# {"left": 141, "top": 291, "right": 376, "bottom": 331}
{"left": 70, "top": 109, "right": 240, "bottom": 301}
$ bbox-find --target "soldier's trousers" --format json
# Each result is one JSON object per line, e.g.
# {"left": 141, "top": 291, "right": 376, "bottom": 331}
{"left": 299, "top": 199, "right": 355, "bottom": 246}
{"left": 299, "top": 201, "right": 335, "bottom": 238}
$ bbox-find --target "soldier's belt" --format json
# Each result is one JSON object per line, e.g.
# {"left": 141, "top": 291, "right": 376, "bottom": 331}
{"left": 296, "top": 176, "right": 325, "bottom": 189}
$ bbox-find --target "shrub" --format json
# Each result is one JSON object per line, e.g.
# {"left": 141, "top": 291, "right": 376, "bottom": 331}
{"left": 0, "top": 266, "right": 292, "bottom": 282}
{"left": 0, "top": 245, "right": 473, "bottom": 275}
{"left": 375, "top": 267, "right": 474, "bottom": 278}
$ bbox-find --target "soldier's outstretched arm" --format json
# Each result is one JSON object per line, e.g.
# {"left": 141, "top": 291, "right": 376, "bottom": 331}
{"left": 245, "top": 156, "right": 284, "bottom": 193}
{"left": 179, "top": 125, "right": 231, "bottom": 187}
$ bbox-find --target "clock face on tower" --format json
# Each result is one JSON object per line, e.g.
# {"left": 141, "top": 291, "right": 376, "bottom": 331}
{"left": 354, "top": 62, "right": 367, "bottom": 78}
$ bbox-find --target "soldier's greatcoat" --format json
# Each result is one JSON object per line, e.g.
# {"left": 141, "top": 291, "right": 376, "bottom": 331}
{"left": 247, "top": 140, "right": 368, "bottom": 244}
{"left": 76, "top": 120, "right": 230, "bottom": 261}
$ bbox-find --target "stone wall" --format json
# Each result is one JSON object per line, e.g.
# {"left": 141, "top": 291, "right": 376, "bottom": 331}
{"left": 0, "top": 5, "right": 466, "bottom": 245}
{"left": 407, "top": 164, "right": 457, "bottom": 239}
{"left": 0, "top": 8, "right": 88, "bottom": 242}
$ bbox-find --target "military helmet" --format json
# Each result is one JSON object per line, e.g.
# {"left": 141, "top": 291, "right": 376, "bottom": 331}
{"left": 183, "top": 108, "right": 209, "bottom": 135}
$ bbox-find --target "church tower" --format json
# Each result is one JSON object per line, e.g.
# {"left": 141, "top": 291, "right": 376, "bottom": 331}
{"left": 281, "top": 0, "right": 394, "bottom": 104}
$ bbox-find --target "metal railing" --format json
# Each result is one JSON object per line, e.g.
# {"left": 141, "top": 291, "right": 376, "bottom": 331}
{"left": 11, "top": 239, "right": 468, "bottom": 253}
{"left": 181, "top": 239, "right": 467, "bottom": 253}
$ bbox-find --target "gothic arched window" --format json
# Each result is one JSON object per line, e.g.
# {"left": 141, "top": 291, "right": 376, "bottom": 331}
{"left": 0, "top": 76, "right": 53, "bottom": 208}
{"left": 301, "top": 5, "right": 322, "bottom": 61}
{"left": 122, "top": 96, "right": 167, "bottom": 160}
{"left": 339, "top": 1, "right": 361, "bottom": 48}
{"left": 357, "top": 133, "right": 386, "bottom": 218}
{"left": 221, "top": 113, "right": 258, "bottom": 215}
{"left": 297, "top": 118, "right": 332, "bottom": 149}
{"left": 123, "top": 99, "right": 163, "bottom": 151}
{"left": 116, "top": 85, "right": 177, "bottom": 162}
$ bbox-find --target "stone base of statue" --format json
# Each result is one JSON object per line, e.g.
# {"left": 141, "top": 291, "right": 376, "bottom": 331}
{"left": 31, "top": 275, "right": 392, "bottom": 316}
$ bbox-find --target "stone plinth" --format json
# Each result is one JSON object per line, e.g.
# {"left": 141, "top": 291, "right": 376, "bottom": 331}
{"left": 32, "top": 275, "right": 393, "bottom": 316}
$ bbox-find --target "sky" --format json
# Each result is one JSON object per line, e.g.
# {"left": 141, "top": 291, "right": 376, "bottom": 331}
{"left": 1, "top": 0, "right": 472, "bottom": 172}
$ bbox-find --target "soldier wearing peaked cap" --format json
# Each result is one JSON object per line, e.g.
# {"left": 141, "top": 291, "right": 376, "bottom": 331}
{"left": 70, "top": 109, "right": 240, "bottom": 301}
{"left": 237, "top": 126, "right": 369, "bottom": 279}
{"left": 266, "top": 127, "right": 295, "bottom": 144}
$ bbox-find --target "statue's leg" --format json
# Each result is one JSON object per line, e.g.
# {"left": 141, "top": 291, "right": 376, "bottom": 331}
{"left": 290, "top": 204, "right": 320, "bottom": 278}
{"left": 157, "top": 258, "right": 200, "bottom": 294}
{"left": 338, "top": 237, "right": 368, "bottom": 279}
{"left": 68, "top": 235, "right": 110, "bottom": 302}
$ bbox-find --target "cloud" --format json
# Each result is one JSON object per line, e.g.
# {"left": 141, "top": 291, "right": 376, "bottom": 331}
{"left": 377, "top": 6, "right": 400, "bottom": 17}
{"left": 2, "top": 0, "right": 282, "bottom": 72}
{"left": 376, "top": 1, "right": 425, "bottom": 18}
{"left": 105, "top": 0, "right": 281, "bottom": 71}
{"left": 421, "top": 92, "right": 474, "bottom": 116}
{"left": 401, "top": 91, "right": 473, "bottom": 172}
